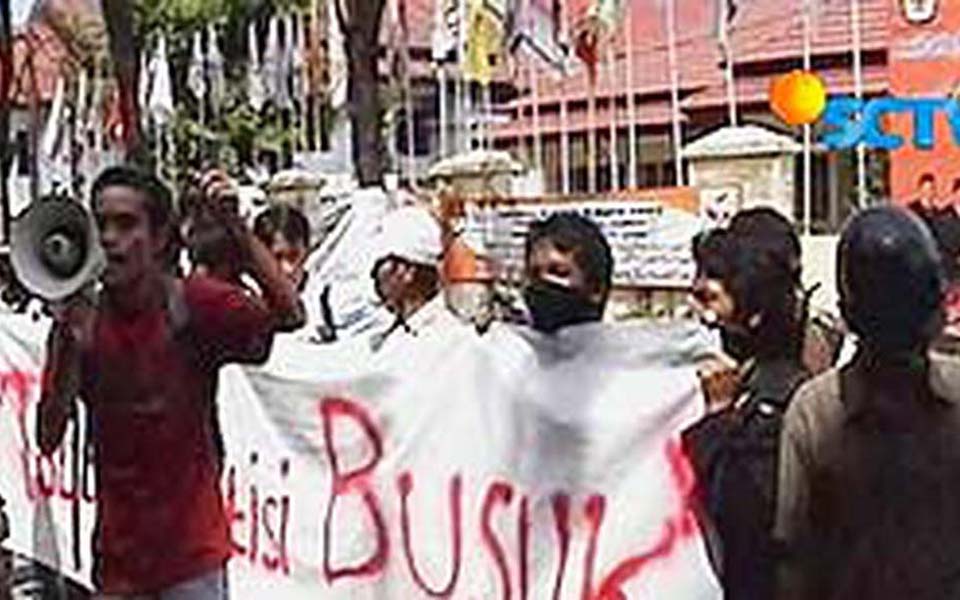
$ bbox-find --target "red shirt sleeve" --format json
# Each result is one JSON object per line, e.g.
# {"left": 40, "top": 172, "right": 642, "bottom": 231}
{"left": 183, "top": 274, "right": 275, "bottom": 365}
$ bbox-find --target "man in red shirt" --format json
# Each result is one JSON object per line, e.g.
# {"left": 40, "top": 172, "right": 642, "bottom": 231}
{"left": 37, "top": 166, "right": 304, "bottom": 599}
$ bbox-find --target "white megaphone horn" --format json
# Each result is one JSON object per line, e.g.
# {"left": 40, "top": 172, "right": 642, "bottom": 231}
{"left": 11, "top": 197, "right": 105, "bottom": 301}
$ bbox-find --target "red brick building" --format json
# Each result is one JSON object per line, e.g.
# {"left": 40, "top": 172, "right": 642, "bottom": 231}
{"left": 491, "top": 0, "right": 892, "bottom": 233}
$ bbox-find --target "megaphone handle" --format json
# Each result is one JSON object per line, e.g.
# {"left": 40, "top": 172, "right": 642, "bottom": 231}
{"left": 48, "top": 284, "right": 98, "bottom": 324}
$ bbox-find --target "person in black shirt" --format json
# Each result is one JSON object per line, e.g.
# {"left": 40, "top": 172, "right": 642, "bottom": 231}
{"left": 683, "top": 208, "right": 810, "bottom": 600}
{"left": 907, "top": 173, "right": 960, "bottom": 281}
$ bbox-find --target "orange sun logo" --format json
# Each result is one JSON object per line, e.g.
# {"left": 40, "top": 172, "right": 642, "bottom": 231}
{"left": 769, "top": 70, "right": 828, "bottom": 126}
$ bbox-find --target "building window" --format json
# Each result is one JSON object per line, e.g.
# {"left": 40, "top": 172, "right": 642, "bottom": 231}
{"left": 396, "top": 103, "right": 433, "bottom": 158}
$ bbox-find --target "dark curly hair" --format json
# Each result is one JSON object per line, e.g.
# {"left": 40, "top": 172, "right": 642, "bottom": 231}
{"left": 693, "top": 209, "right": 804, "bottom": 359}
{"left": 525, "top": 212, "right": 614, "bottom": 303}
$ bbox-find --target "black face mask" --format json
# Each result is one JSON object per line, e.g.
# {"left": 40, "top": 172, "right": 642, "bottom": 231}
{"left": 523, "top": 280, "right": 602, "bottom": 333}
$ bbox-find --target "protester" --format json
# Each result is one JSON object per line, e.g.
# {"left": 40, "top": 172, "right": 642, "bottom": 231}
{"left": 775, "top": 206, "right": 960, "bottom": 600}
{"left": 36, "top": 165, "right": 304, "bottom": 599}
{"left": 910, "top": 172, "right": 938, "bottom": 210}
{"left": 368, "top": 204, "right": 461, "bottom": 352}
{"left": 0, "top": 494, "right": 8, "bottom": 595}
{"left": 253, "top": 205, "right": 311, "bottom": 292}
{"left": 179, "top": 178, "right": 246, "bottom": 285}
{"left": 908, "top": 172, "right": 960, "bottom": 281}
{"left": 522, "top": 212, "right": 612, "bottom": 332}
{"left": 682, "top": 208, "right": 810, "bottom": 600}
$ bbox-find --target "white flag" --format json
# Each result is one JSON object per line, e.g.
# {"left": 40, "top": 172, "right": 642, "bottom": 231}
{"left": 327, "top": 0, "right": 348, "bottom": 109}
{"left": 432, "top": 0, "right": 460, "bottom": 61}
{"left": 137, "top": 52, "right": 151, "bottom": 125}
{"left": 41, "top": 76, "right": 65, "bottom": 159}
{"left": 75, "top": 68, "right": 89, "bottom": 129}
{"left": 247, "top": 22, "right": 266, "bottom": 112}
{"left": 207, "top": 24, "right": 227, "bottom": 115}
{"left": 290, "top": 13, "right": 306, "bottom": 107}
{"left": 147, "top": 36, "right": 175, "bottom": 126}
{"left": 187, "top": 30, "right": 207, "bottom": 101}
{"left": 262, "top": 16, "right": 283, "bottom": 107}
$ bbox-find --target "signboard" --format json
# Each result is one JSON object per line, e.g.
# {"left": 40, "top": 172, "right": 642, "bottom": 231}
{"left": 889, "top": 0, "right": 960, "bottom": 202}
{"left": 899, "top": 0, "right": 938, "bottom": 25}
{"left": 462, "top": 193, "right": 703, "bottom": 288}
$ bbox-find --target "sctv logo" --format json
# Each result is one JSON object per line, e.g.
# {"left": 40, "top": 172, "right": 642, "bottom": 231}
{"left": 769, "top": 69, "right": 960, "bottom": 150}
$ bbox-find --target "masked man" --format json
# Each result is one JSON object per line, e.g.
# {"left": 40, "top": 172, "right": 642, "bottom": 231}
{"left": 522, "top": 213, "right": 612, "bottom": 333}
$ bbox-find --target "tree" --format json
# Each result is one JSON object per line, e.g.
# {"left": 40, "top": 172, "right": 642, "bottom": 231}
{"left": 333, "top": 0, "right": 387, "bottom": 187}
{"left": 102, "top": 0, "right": 144, "bottom": 161}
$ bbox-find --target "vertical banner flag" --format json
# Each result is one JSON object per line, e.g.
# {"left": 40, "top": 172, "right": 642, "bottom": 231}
{"left": 208, "top": 24, "right": 226, "bottom": 117}
{"left": 187, "top": 30, "right": 207, "bottom": 102}
{"left": 248, "top": 21, "right": 266, "bottom": 112}
{"left": 147, "top": 36, "right": 174, "bottom": 127}
{"left": 433, "top": 0, "right": 461, "bottom": 62}
{"left": 465, "top": 0, "right": 502, "bottom": 84}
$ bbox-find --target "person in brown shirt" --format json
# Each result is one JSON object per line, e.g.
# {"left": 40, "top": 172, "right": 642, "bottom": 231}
{"left": 775, "top": 206, "right": 960, "bottom": 600}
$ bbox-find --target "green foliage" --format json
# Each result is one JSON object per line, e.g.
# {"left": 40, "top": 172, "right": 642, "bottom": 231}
{"left": 134, "top": 0, "right": 317, "bottom": 183}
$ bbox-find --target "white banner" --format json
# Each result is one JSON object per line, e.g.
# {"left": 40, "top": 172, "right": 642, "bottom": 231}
{"left": 0, "top": 313, "right": 721, "bottom": 599}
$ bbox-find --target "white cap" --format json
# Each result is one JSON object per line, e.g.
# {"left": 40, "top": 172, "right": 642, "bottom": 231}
{"left": 372, "top": 206, "right": 443, "bottom": 268}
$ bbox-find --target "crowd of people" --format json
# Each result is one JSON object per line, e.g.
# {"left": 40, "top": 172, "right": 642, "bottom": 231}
{"left": 1, "top": 162, "right": 959, "bottom": 599}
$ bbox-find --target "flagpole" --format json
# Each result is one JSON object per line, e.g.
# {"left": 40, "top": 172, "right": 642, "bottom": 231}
{"left": 457, "top": 0, "right": 467, "bottom": 153}
{"left": 486, "top": 81, "right": 493, "bottom": 149}
{"left": 400, "top": 0, "right": 416, "bottom": 183}
{"left": 607, "top": 43, "right": 618, "bottom": 190}
{"left": 530, "top": 62, "right": 542, "bottom": 172}
{"left": 438, "top": 65, "right": 448, "bottom": 157}
{"left": 560, "top": 79, "right": 570, "bottom": 194}
{"left": 720, "top": 0, "right": 738, "bottom": 126}
{"left": 626, "top": 2, "right": 637, "bottom": 189}
{"left": 851, "top": 0, "right": 866, "bottom": 206}
{"left": 588, "top": 88, "right": 597, "bottom": 193}
{"left": 560, "top": 0, "right": 570, "bottom": 195}
{"left": 666, "top": 0, "right": 684, "bottom": 186}
{"left": 27, "top": 49, "right": 39, "bottom": 202}
{"left": 803, "top": 0, "right": 812, "bottom": 235}
{"left": 90, "top": 58, "right": 104, "bottom": 195}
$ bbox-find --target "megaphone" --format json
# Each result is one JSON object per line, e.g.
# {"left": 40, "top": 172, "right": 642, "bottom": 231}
{"left": 11, "top": 197, "right": 105, "bottom": 301}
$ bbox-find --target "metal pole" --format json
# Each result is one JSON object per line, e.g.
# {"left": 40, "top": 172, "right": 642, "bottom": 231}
{"left": 484, "top": 81, "right": 492, "bottom": 149}
{"left": 607, "top": 44, "right": 618, "bottom": 190}
{"left": 405, "top": 75, "right": 415, "bottom": 182}
{"left": 666, "top": 0, "right": 684, "bottom": 185}
{"left": 626, "top": 2, "right": 637, "bottom": 189}
{"left": 560, "top": 84, "right": 570, "bottom": 194}
{"left": 720, "top": 0, "right": 738, "bottom": 126}
{"left": 803, "top": 0, "right": 812, "bottom": 235}
{"left": 851, "top": 0, "right": 866, "bottom": 206}
{"left": 588, "top": 75, "right": 597, "bottom": 194}
{"left": 438, "top": 65, "right": 447, "bottom": 156}
{"left": 457, "top": 0, "right": 467, "bottom": 152}
{"left": 559, "top": 0, "right": 571, "bottom": 193}
{"left": 401, "top": 0, "right": 416, "bottom": 181}
{"left": 531, "top": 63, "right": 542, "bottom": 172}
{"left": 27, "top": 49, "right": 39, "bottom": 202}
